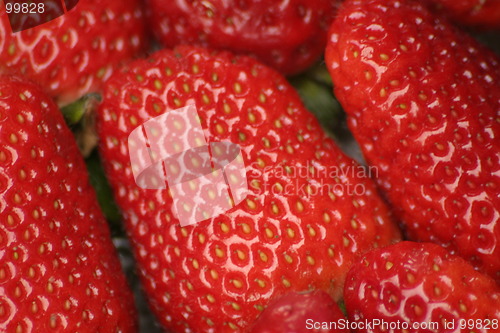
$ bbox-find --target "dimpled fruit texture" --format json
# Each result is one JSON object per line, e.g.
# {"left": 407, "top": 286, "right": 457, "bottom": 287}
{"left": 0, "top": 76, "right": 136, "bottom": 332}
{"left": 145, "top": 0, "right": 338, "bottom": 75}
{"left": 326, "top": 0, "right": 500, "bottom": 282}
{"left": 97, "top": 46, "right": 401, "bottom": 332}
{"left": 0, "top": 0, "right": 146, "bottom": 106}
{"left": 344, "top": 242, "right": 500, "bottom": 333}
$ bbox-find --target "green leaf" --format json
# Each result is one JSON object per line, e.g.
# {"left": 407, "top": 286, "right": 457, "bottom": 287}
{"left": 307, "top": 62, "right": 334, "bottom": 87}
{"left": 85, "top": 150, "right": 122, "bottom": 227}
{"left": 337, "top": 300, "right": 347, "bottom": 316}
{"left": 290, "top": 75, "right": 342, "bottom": 135}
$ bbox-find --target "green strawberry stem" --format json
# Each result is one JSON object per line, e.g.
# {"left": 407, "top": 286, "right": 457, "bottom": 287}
{"left": 61, "top": 96, "right": 88, "bottom": 125}
{"left": 64, "top": 94, "right": 101, "bottom": 157}
{"left": 61, "top": 93, "right": 101, "bottom": 125}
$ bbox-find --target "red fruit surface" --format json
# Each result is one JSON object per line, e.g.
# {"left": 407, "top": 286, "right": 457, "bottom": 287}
{"left": 326, "top": 0, "right": 500, "bottom": 283}
{"left": 0, "top": 76, "right": 136, "bottom": 332}
{"left": 430, "top": 0, "right": 500, "bottom": 29}
{"left": 0, "top": 0, "right": 147, "bottom": 106}
{"left": 145, "top": 0, "right": 339, "bottom": 75}
{"left": 250, "top": 290, "right": 349, "bottom": 333}
{"left": 344, "top": 241, "right": 500, "bottom": 333}
{"left": 97, "top": 45, "right": 401, "bottom": 332}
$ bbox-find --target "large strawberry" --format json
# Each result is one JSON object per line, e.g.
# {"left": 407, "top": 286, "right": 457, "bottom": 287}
{"left": 430, "top": 0, "right": 500, "bottom": 30}
{"left": 0, "top": 0, "right": 146, "bottom": 106}
{"left": 145, "top": 0, "right": 339, "bottom": 75}
{"left": 96, "top": 46, "right": 401, "bottom": 332}
{"left": 326, "top": 0, "right": 500, "bottom": 282}
{"left": 0, "top": 76, "right": 136, "bottom": 331}
{"left": 344, "top": 241, "right": 500, "bottom": 333}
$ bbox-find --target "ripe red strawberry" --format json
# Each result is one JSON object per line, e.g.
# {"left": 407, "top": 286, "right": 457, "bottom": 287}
{"left": 326, "top": 0, "right": 500, "bottom": 282}
{"left": 0, "top": 0, "right": 146, "bottom": 106}
{"left": 145, "top": 0, "right": 339, "bottom": 75}
{"left": 344, "top": 242, "right": 500, "bottom": 333}
{"left": 430, "top": 0, "right": 500, "bottom": 29}
{"left": 96, "top": 45, "right": 401, "bottom": 332}
{"left": 250, "top": 290, "right": 349, "bottom": 333}
{"left": 0, "top": 76, "right": 136, "bottom": 331}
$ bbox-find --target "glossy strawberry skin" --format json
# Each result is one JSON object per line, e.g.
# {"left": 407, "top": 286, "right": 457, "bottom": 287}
{"left": 326, "top": 0, "right": 500, "bottom": 282}
{"left": 0, "top": 0, "right": 146, "bottom": 106}
{"left": 0, "top": 76, "right": 136, "bottom": 332}
{"left": 145, "top": 0, "right": 338, "bottom": 75}
{"left": 430, "top": 0, "right": 500, "bottom": 29}
{"left": 344, "top": 242, "right": 500, "bottom": 333}
{"left": 97, "top": 46, "right": 401, "bottom": 332}
{"left": 250, "top": 290, "right": 349, "bottom": 333}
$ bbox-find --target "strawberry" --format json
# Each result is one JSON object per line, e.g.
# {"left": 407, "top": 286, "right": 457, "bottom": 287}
{"left": 145, "top": 0, "right": 339, "bottom": 75}
{"left": 344, "top": 241, "right": 500, "bottom": 333}
{"left": 96, "top": 45, "right": 401, "bottom": 332}
{"left": 325, "top": 0, "right": 500, "bottom": 282}
{"left": 430, "top": 0, "right": 500, "bottom": 30}
{"left": 0, "top": 76, "right": 136, "bottom": 331}
{"left": 0, "top": 0, "right": 147, "bottom": 106}
{"left": 250, "top": 290, "right": 349, "bottom": 333}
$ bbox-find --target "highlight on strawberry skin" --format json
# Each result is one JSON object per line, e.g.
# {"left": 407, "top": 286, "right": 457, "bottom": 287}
{"left": 326, "top": 0, "right": 500, "bottom": 283}
{"left": 145, "top": 0, "right": 340, "bottom": 75}
{"left": 344, "top": 241, "right": 500, "bottom": 333}
{"left": 0, "top": 75, "right": 137, "bottom": 332}
{"left": 96, "top": 45, "right": 401, "bottom": 332}
{"left": 0, "top": 0, "right": 147, "bottom": 106}
{"left": 0, "top": 0, "right": 499, "bottom": 332}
